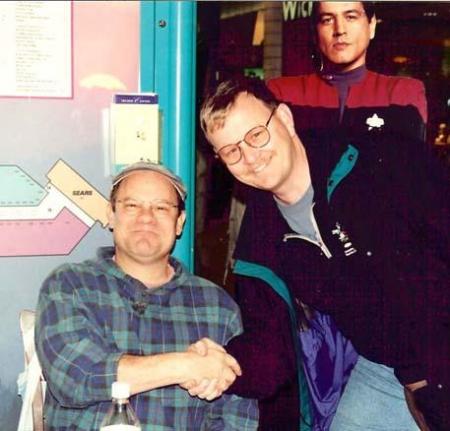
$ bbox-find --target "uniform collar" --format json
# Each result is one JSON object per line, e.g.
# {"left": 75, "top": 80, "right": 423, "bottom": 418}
{"left": 320, "top": 64, "right": 367, "bottom": 86}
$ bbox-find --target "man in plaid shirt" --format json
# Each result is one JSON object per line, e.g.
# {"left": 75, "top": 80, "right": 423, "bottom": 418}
{"left": 35, "top": 161, "right": 258, "bottom": 430}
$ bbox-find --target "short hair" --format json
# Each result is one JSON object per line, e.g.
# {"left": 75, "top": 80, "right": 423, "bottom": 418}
{"left": 200, "top": 77, "right": 278, "bottom": 136}
{"left": 311, "top": 1, "right": 376, "bottom": 24}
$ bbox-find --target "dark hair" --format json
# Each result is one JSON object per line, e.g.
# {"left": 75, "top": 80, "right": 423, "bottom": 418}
{"left": 311, "top": 1, "right": 376, "bottom": 24}
{"left": 309, "top": 2, "right": 377, "bottom": 70}
{"left": 200, "top": 77, "right": 278, "bottom": 135}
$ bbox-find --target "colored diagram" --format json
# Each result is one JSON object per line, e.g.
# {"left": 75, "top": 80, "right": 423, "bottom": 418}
{"left": 0, "top": 160, "right": 109, "bottom": 257}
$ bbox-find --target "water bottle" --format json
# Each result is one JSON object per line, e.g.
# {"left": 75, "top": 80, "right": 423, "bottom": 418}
{"left": 100, "top": 381, "right": 141, "bottom": 431}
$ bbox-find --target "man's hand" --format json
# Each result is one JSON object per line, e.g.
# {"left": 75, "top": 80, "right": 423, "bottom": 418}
{"left": 404, "top": 382, "right": 430, "bottom": 431}
{"left": 188, "top": 338, "right": 242, "bottom": 376}
{"left": 188, "top": 337, "right": 226, "bottom": 355}
{"left": 180, "top": 338, "right": 241, "bottom": 400}
{"left": 405, "top": 380, "right": 450, "bottom": 430}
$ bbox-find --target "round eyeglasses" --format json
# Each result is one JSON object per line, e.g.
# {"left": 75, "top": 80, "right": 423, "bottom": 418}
{"left": 215, "top": 106, "right": 277, "bottom": 166}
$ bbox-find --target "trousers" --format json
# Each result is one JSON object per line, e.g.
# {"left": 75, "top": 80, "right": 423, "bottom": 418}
{"left": 330, "top": 355, "right": 419, "bottom": 431}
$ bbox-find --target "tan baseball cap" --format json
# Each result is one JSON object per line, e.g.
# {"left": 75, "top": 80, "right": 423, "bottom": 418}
{"left": 111, "top": 161, "right": 187, "bottom": 202}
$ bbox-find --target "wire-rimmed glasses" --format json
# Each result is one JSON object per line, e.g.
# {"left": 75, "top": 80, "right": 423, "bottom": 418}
{"left": 215, "top": 106, "right": 277, "bottom": 166}
{"left": 115, "top": 198, "right": 179, "bottom": 218}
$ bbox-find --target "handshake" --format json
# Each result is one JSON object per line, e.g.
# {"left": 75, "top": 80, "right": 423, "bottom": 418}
{"left": 180, "top": 338, "right": 241, "bottom": 401}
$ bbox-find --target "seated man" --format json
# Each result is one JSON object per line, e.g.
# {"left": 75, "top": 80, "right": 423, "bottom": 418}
{"left": 35, "top": 161, "right": 258, "bottom": 430}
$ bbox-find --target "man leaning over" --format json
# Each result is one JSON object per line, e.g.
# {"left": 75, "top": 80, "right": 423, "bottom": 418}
{"left": 197, "top": 78, "right": 449, "bottom": 430}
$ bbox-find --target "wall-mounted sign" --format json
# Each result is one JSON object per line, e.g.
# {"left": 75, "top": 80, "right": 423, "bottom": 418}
{"left": 110, "top": 93, "right": 160, "bottom": 172}
{"left": 0, "top": 1, "right": 72, "bottom": 98}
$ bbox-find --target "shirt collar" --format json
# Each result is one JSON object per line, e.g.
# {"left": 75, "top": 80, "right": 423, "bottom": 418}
{"left": 96, "top": 246, "right": 187, "bottom": 296}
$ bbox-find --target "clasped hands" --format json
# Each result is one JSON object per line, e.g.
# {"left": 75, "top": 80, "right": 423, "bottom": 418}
{"left": 180, "top": 338, "right": 240, "bottom": 401}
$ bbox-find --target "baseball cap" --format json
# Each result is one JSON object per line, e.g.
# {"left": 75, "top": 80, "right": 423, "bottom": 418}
{"left": 111, "top": 161, "right": 187, "bottom": 202}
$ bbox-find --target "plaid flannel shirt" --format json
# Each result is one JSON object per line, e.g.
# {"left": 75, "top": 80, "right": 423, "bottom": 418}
{"left": 35, "top": 247, "right": 258, "bottom": 430}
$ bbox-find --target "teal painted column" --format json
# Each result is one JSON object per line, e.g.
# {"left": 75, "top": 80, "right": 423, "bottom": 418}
{"left": 140, "top": 1, "right": 196, "bottom": 270}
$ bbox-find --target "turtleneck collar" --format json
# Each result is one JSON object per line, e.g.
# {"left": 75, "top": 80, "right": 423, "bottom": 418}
{"left": 320, "top": 64, "right": 367, "bottom": 87}
{"left": 319, "top": 65, "right": 367, "bottom": 123}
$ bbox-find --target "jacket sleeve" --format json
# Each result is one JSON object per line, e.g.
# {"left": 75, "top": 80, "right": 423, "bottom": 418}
{"left": 390, "top": 77, "right": 428, "bottom": 124}
{"left": 199, "top": 281, "right": 259, "bottom": 430}
{"left": 391, "top": 134, "right": 450, "bottom": 386}
{"left": 225, "top": 274, "right": 297, "bottom": 399}
{"left": 35, "top": 268, "right": 120, "bottom": 407}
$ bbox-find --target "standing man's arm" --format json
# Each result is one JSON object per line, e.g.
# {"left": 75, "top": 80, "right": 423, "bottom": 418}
{"left": 185, "top": 276, "right": 297, "bottom": 400}
{"left": 391, "top": 134, "right": 450, "bottom": 429}
{"left": 404, "top": 383, "right": 431, "bottom": 431}
{"left": 226, "top": 275, "right": 297, "bottom": 398}
{"left": 199, "top": 292, "right": 259, "bottom": 431}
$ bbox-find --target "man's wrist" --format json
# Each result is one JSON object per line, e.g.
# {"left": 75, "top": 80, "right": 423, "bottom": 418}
{"left": 405, "top": 379, "right": 428, "bottom": 392}
{"left": 172, "top": 351, "right": 197, "bottom": 383}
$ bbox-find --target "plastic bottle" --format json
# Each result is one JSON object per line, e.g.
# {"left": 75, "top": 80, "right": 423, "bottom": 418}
{"left": 100, "top": 382, "right": 141, "bottom": 431}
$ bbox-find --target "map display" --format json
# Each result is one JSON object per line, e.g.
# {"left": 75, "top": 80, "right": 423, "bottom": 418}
{"left": 0, "top": 160, "right": 108, "bottom": 257}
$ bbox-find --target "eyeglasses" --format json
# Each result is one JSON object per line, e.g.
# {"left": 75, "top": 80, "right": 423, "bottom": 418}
{"left": 215, "top": 106, "right": 277, "bottom": 166}
{"left": 115, "top": 198, "right": 179, "bottom": 218}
